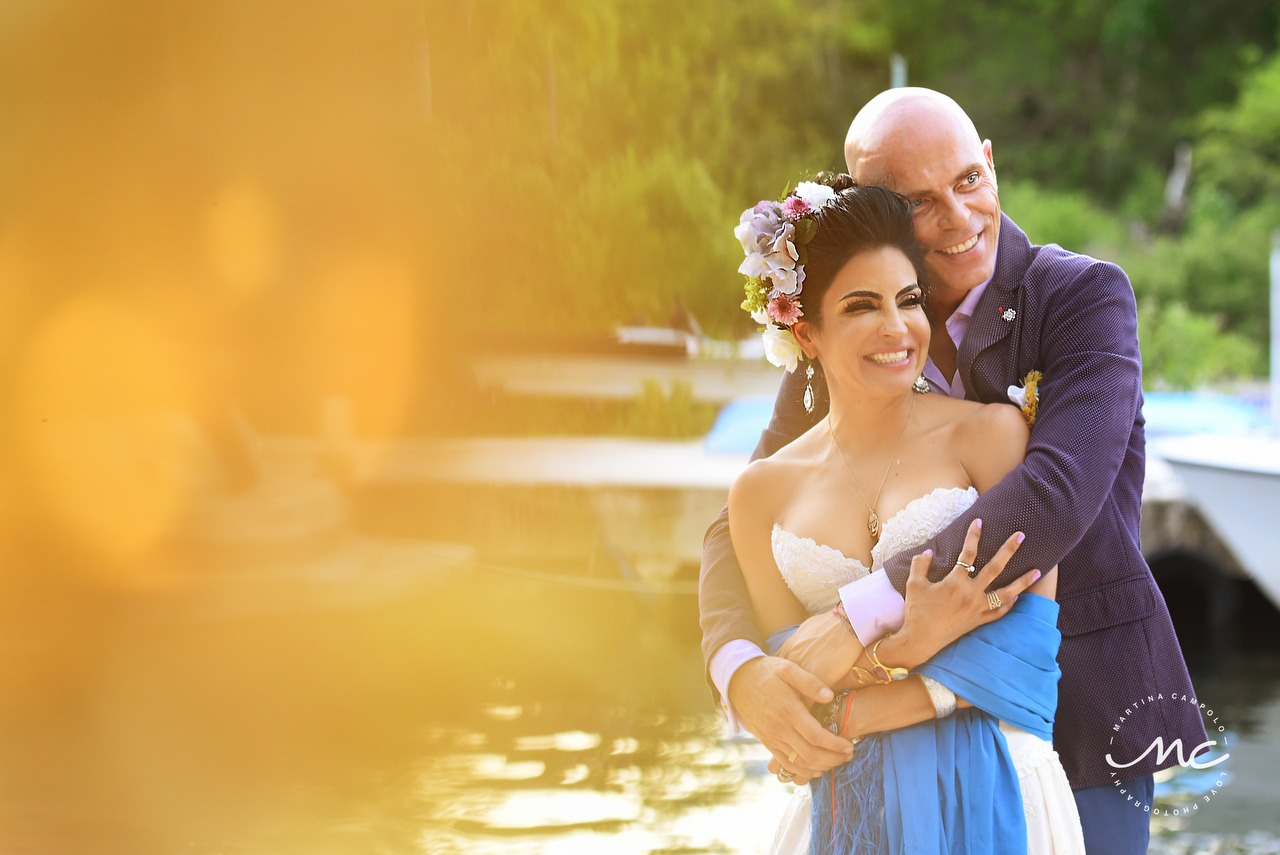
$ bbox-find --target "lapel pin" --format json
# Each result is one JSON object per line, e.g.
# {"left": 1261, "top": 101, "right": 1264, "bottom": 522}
{"left": 1000, "top": 307, "right": 1016, "bottom": 322}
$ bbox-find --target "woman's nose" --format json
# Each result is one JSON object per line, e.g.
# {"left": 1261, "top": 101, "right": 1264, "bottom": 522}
{"left": 881, "top": 306, "right": 908, "bottom": 334}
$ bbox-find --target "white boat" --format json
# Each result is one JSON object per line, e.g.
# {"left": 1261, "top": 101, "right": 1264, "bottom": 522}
{"left": 1155, "top": 433, "right": 1280, "bottom": 610}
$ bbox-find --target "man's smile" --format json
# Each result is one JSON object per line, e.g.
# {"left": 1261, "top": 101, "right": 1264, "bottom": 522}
{"left": 940, "top": 233, "right": 980, "bottom": 255}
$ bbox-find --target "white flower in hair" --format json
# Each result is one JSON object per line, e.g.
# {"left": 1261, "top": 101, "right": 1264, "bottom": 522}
{"left": 761, "top": 324, "right": 803, "bottom": 373}
{"left": 793, "top": 181, "right": 837, "bottom": 210}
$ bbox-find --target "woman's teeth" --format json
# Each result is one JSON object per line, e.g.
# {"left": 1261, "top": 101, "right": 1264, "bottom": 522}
{"left": 942, "top": 233, "right": 979, "bottom": 255}
{"left": 869, "top": 350, "right": 908, "bottom": 364}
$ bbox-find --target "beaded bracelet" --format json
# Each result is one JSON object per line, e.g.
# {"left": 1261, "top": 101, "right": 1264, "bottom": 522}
{"left": 832, "top": 602, "right": 856, "bottom": 636}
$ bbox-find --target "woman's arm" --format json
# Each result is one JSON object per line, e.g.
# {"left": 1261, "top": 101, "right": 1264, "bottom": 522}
{"left": 845, "top": 678, "right": 973, "bottom": 739}
{"left": 726, "top": 461, "right": 810, "bottom": 637}
{"left": 956, "top": 402, "right": 1030, "bottom": 494}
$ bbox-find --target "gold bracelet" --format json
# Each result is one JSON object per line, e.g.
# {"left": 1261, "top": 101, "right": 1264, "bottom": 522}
{"left": 867, "top": 638, "right": 910, "bottom": 682}
{"left": 850, "top": 665, "right": 881, "bottom": 686}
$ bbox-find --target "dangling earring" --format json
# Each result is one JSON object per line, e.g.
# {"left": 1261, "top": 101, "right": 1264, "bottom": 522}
{"left": 803, "top": 364, "right": 816, "bottom": 414}
{"left": 913, "top": 375, "right": 931, "bottom": 394}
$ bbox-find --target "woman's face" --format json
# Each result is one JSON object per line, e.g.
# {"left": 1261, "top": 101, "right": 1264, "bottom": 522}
{"left": 793, "top": 246, "right": 929, "bottom": 398}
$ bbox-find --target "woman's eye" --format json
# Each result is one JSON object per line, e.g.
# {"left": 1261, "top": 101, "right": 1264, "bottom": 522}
{"left": 901, "top": 295, "right": 924, "bottom": 308}
{"left": 842, "top": 301, "right": 875, "bottom": 313}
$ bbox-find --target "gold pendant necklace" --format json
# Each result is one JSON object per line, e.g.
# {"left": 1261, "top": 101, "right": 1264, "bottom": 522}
{"left": 828, "top": 393, "right": 916, "bottom": 542}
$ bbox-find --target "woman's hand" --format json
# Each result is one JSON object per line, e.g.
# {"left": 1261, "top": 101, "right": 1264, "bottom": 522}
{"left": 878, "top": 520, "right": 1043, "bottom": 671}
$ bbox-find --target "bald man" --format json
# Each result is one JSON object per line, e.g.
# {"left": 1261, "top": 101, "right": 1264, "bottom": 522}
{"left": 699, "top": 89, "right": 1204, "bottom": 854}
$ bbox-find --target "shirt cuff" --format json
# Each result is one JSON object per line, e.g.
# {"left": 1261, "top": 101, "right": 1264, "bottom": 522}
{"left": 838, "top": 569, "right": 906, "bottom": 646}
{"left": 709, "top": 639, "right": 766, "bottom": 734}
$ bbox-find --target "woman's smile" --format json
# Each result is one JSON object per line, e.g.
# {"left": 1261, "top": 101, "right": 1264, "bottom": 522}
{"left": 867, "top": 348, "right": 913, "bottom": 366}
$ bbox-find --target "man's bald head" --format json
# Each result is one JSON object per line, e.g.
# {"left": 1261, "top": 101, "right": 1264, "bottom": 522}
{"left": 844, "top": 88, "right": 982, "bottom": 185}
{"left": 841, "top": 88, "right": 1001, "bottom": 303}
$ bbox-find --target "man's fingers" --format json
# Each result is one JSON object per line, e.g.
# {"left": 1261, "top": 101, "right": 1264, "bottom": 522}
{"left": 783, "top": 717, "right": 854, "bottom": 770}
{"left": 768, "top": 753, "right": 820, "bottom": 780}
{"left": 976, "top": 531, "right": 1025, "bottom": 585}
{"left": 777, "top": 659, "right": 835, "bottom": 706}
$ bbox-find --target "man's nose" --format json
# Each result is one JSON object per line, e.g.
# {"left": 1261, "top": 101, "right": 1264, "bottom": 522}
{"left": 936, "top": 191, "right": 969, "bottom": 230}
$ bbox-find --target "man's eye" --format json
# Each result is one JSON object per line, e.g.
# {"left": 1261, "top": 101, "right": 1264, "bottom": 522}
{"left": 910, "top": 198, "right": 925, "bottom": 209}
{"left": 964, "top": 172, "right": 979, "bottom": 185}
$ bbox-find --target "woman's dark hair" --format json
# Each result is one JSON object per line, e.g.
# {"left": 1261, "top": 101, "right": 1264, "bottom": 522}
{"left": 798, "top": 173, "right": 929, "bottom": 327}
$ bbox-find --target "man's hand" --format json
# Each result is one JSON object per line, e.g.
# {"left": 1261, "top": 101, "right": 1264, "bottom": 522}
{"left": 884, "top": 520, "right": 1043, "bottom": 669}
{"left": 726, "top": 656, "right": 853, "bottom": 778}
{"left": 767, "top": 753, "right": 821, "bottom": 786}
{"left": 774, "top": 611, "right": 862, "bottom": 688}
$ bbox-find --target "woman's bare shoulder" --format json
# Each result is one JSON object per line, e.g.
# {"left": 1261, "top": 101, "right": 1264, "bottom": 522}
{"left": 728, "top": 429, "right": 821, "bottom": 518}
{"left": 955, "top": 400, "right": 1030, "bottom": 446}
{"left": 913, "top": 392, "right": 985, "bottom": 431}
{"left": 952, "top": 402, "right": 1031, "bottom": 491}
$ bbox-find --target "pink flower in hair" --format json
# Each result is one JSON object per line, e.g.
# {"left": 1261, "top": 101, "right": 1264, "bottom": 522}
{"left": 781, "top": 196, "right": 810, "bottom": 221}
{"left": 767, "top": 294, "right": 803, "bottom": 326}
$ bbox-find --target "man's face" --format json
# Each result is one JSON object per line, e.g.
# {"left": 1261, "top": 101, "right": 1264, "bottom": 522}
{"left": 851, "top": 122, "right": 1001, "bottom": 300}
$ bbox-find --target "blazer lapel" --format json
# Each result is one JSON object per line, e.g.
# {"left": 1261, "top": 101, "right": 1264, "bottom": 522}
{"left": 958, "top": 214, "right": 1032, "bottom": 403}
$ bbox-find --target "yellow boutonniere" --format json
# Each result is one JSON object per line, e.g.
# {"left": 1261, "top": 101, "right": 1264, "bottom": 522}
{"left": 1006, "top": 370, "right": 1042, "bottom": 426}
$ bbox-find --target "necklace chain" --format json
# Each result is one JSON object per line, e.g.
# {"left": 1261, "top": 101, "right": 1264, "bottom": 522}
{"left": 827, "top": 394, "right": 916, "bottom": 542}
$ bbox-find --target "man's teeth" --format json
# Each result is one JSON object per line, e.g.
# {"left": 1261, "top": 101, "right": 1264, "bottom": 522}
{"left": 869, "top": 350, "right": 908, "bottom": 364}
{"left": 942, "top": 234, "right": 979, "bottom": 255}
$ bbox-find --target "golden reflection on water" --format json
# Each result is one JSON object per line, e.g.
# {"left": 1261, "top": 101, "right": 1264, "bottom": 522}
{"left": 0, "top": 555, "right": 799, "bottom": 854}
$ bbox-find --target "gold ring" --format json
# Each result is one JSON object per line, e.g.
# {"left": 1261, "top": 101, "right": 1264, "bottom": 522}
{"left": 986, "top": 591, "right": 1002, "bottom": 610}
{"left": 778, "top": 769, "right": 795, "bottom": 781}
{"left": 787, "top": 750, "right": 799, "bottom": 763}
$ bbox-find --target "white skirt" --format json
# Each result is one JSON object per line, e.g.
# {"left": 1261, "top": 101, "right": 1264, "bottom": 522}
{"left": 768, "top": 721, "right": 1086, "bottom": 855}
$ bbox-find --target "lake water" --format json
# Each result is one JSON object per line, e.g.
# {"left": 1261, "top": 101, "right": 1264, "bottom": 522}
{"left": 3, "top": 560, "right": 1278, "bottom": 854}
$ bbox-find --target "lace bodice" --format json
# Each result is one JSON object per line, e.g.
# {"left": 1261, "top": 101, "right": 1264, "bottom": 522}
{"left": 771, "top": 486, "right": 978, "bottom": 614}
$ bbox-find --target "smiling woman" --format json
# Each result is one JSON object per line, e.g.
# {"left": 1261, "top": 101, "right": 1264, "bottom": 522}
{"left": 723, "top": 174, "right": 1076, "bottom": 855}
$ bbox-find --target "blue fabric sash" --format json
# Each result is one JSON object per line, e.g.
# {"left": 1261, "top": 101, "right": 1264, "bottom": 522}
{"left": 769, "top": 593, "right": 1062, "bottom": 855}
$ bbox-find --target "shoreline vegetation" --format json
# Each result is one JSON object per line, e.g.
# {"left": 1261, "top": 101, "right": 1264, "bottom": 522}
{"left": 425, "top": 0, "right": 1277, "bottom": 432}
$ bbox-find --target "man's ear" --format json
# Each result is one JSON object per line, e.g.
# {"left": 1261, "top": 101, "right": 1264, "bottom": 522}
{"left": 983, "top": 139, "right": 997, "bottom": 188}
{"left": 791, "top": 319, "right": 819, "bottom": 361}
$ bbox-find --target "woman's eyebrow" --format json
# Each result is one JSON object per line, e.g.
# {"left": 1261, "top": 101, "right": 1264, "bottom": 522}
{"left": 838, "top": 284, "right": 920, "bottom": 301}
{"left": 837, "top": 289, "right": 881, "bottom": 301}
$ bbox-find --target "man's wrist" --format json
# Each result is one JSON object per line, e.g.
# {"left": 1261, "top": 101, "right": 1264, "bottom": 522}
{"left": 712, "top": 639, "right": 766, "bottom": 718}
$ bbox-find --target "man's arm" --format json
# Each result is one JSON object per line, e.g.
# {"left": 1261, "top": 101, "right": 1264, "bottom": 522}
{"left": 873, "top": 259, "right": 1141, "bottom": 602}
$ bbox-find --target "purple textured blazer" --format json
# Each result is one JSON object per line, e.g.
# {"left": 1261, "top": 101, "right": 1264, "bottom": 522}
{"left": 699, "top": 215, "right": 1206, "bottom": 790}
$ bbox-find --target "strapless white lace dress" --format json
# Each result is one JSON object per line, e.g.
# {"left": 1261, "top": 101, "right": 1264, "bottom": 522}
{"left": 768, "top": 487, "right": 1085, "bottom": 855}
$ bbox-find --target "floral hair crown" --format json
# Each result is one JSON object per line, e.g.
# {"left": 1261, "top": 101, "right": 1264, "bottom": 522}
{"left": 736, "top": 181, "right": 839, "bottom": 372}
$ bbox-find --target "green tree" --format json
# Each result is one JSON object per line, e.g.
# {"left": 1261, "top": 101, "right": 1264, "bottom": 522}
{"left": 884, "top": 0, "right": 1277, "bottom": 203}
